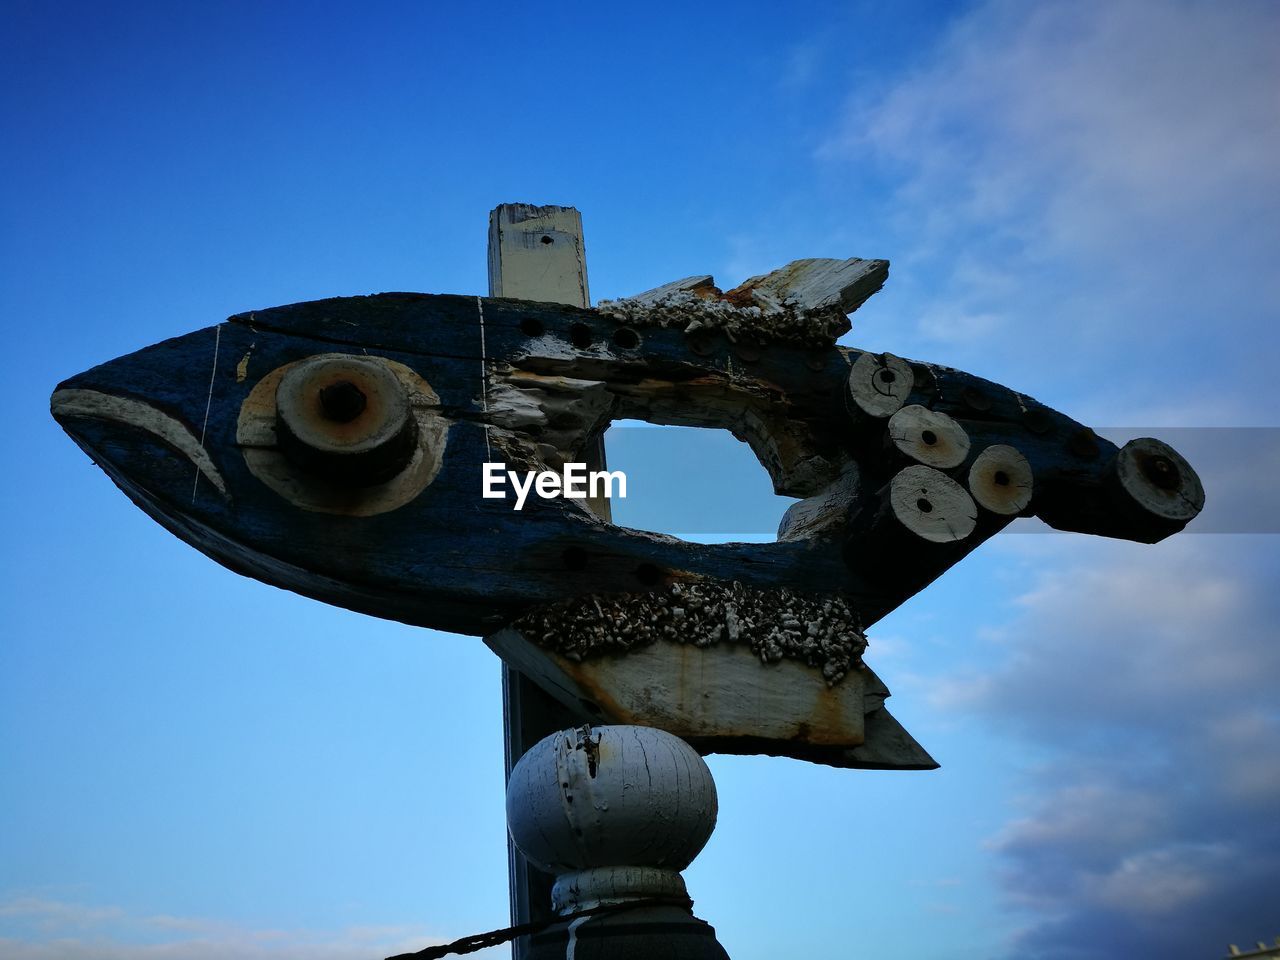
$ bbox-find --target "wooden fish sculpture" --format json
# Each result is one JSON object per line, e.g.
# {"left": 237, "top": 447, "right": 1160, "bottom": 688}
{"left": 51, "top": 258, "right": 1204, "bottom": 770}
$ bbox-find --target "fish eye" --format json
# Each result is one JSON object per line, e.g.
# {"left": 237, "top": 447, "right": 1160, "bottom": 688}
{"left": 237, "top": 353, "right": 449, "bottom": 516}
{"left": 275, "top": 354, "right": 419, "bottom": 488}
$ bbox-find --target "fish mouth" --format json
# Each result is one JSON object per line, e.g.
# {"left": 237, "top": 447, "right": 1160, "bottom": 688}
{"left": 50, "top": 387, "right": 230, "bottom": 500}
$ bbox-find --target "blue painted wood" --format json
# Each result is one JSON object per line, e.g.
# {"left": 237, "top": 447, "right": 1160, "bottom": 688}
{"left": 52, "top": 293, "right": 1201, "bottom": 640}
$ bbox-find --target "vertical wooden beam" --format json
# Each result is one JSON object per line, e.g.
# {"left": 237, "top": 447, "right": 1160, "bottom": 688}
{"left": 488, "top": 204, "right": 590, "bottom": 307}
{"left": 488, "top": 203, "right": 611, "bottom": 521}
{"left": 488, "top": 203, "right": 601, "bottom": 958}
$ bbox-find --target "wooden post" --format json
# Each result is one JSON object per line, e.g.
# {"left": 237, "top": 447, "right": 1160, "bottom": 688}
{"left": 487, "top": 203, "right": 603, "bottom": 958}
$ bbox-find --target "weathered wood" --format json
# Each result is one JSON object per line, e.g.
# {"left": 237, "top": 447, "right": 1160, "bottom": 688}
{"left": 488, "top": 203, "right": 597, "bottom": 956}
{"left": 846, "top": 351, "right": 913, "bottom": 419}
{"left": 968, "top": 443, "right": 1033, "bottom": 515}
{"left": 50, "top": 293, "right": 1202, "bottom": 637}
{"left": 886, "top": 465, "right": 978, "bottom": 543}
{"left": 51, "top": 258, "right": 1205, "bottom": 774}
{"left": 500, "top": 725, "right": 730, "bottom": 958}
{"left": 628, "top": 275, "right": 721, "bottom": 304}
{"left": 485, "top": 627, "right": 935, "bottom": 770}
{"left": 488, "top": 204, "right": 590, "bottom": 307}
{"left": 887, "top": 404, "right": 971, "bottom": 469}
{"left": 723, "top": 257, "right": 889, "bottom": 314}
{"left": 490, "top": 630, "right": 872, "bottom": 747}
{"left": 1113, "top": 436, "right": 1204, "bottom": 522}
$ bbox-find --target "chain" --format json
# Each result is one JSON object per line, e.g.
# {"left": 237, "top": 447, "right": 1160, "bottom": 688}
{"left": 384, "top": 895, "right": 695, "bottom": 960}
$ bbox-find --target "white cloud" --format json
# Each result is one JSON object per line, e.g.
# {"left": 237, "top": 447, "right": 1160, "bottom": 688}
{"left": 822, "top": 0, "right": 1280, "bottom": 425}
{"left": 0, "top": 895, "right": 503, "bottom": 960}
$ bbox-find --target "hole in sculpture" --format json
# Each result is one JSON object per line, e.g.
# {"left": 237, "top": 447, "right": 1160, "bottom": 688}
{"left": 612, "top": 327, "right": 641, "bottom": 350}
{"left": 921, "top": 429, "right": 937, "bottom": 446}
{"left": 634, "top": 562, "right": 663, "bottom": 586}
{"left": 520, "top": 317, "right": 545, "bottom": 337}
{"left": 540, "top": 235, "right": 554, "bottom": 244}
{"left": 994, "top": 470, "right": 1010, "bottom": 486}
{"left": 569, "top": 323, "right": 593, "bottom": 349}
{"left": 917, "top": 497, "right": 933, "bottom": 513}
{"left": 602, "top": 421, "right": 792, "bottom": 542}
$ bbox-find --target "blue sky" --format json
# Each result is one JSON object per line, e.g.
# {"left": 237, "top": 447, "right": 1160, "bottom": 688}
{"left": 2, "top": 2, "right": 1278, "bottom": 958}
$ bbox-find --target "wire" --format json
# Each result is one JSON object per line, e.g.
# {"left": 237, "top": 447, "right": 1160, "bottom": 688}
{"left": 384, "top": 895, "right": 694, "bottom": 960}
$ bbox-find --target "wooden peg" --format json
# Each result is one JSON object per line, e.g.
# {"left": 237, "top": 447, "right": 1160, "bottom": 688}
{"left": 968, "top": 444, "right": 1034, "bottom": 515}
{"left": 888, "top": 404, "right": 971, "bottom": 469}
{"left": 888, "top": 464, "right": 978, "bottom": 543}
{"left": 847, "top": 351, "right": 913, "bottom": 419}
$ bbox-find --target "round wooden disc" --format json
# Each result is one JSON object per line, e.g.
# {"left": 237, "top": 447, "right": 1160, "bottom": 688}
{"left": 968, "top": 444, "right": 1033, "bottom": 515}
{"left": 847, "top": 352, "right": 913, "bottom": 418}
{"left": 888, "top": 404, "right": 971, "bottom": 469}
{"left": 889, "top": 464, "right": 978, "bottom": 543}
{"left": 1114, "top": 437, "right": 1205, "bottom": 522}
{"left": 277, "top": 355, "right": 413, "bottom": 457}
{"left": 238, "top": 355, "right": 449, "bottom": 515}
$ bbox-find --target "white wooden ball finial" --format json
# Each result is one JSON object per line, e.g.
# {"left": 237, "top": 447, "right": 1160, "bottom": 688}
{"left": 506, "top": 724, "right": 718, "bottom": 914}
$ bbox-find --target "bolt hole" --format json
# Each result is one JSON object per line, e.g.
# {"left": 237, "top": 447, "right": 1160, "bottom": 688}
{"left": 921, "top": 429, "right": 938, "bottom": 446}
{"left": 994, "top": 470, "right": 1011, "bottom": 486}
{"left": 317, "top": 380, "right": 367, "bottom": 423}
{"left": 569, "top": 323, "right": 593, "bottom": 349}
{"left": 562, "top": 546, "right": 588, "bottom": 571}
{"left": 540, "top": 235, "right": 554, "bottom": 244}
{"left": 611, "top": 326, "right": 640, "bottom": 350}
{"left": 878, "top": 369, "right": 896, "bottom": 384}
{"left": 519, "top": 317, "right": 545, "bottom": 337}
{"left": 916, "top": 498, "right": 933, "bottom": 513}
{"left": 1142, "top": 455, "right": 1180, "bottom": 490}
{"left": 634, "top": 563, "right": 663, "bottom": 586}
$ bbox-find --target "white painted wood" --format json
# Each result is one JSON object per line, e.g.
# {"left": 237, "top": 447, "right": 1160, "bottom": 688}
{"left": 888, "top": 464, "right": 978, "bottom": 542}
{"left": 488, "top": 202, "right": 610, "bottom": 522}
{"left": 487, "top": 630, "right": 870, "bottom": 747}
{"left": 627, "top": 274, "right": 720, "bottom": 304}
{"left": 846, "top": 351, "right": 912, "bottom": 418}
{"left": 506, "top": 724, "right": 717, "bottom": 914}
{"left": 725, "top": 256, "right": 888, "bottom": 313}
{"left": 488, "top": 204, "right": 590, "bottom": 307}
{"left": 969, "top": 444, "right": 1033, "bottom": 515}
{"left": 888, "top": 404, "right": 971, "bottom": 469}
{"left": 51, "top": 388, "right": 229, "bottom": 497}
